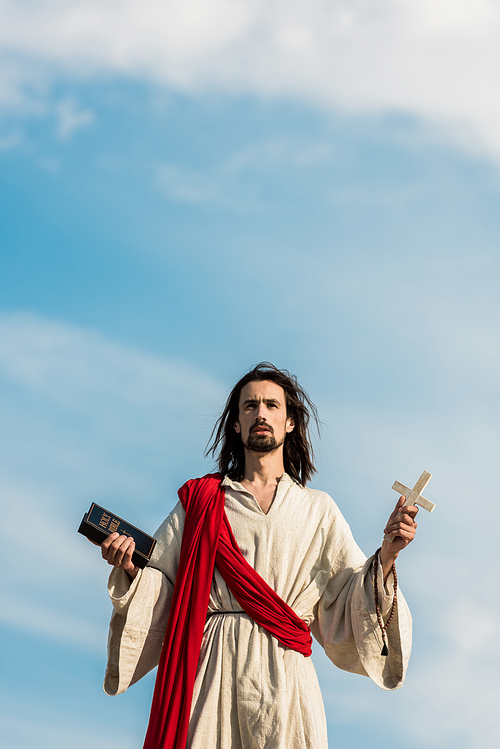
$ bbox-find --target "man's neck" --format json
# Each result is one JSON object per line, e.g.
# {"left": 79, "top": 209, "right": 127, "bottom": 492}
{"left": 239, "top": 449, "right": 285, "bottom": 514}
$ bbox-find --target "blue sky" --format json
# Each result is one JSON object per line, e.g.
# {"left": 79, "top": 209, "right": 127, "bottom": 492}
{"left": 2, "top": 2, "right": 500, "bottom": 748}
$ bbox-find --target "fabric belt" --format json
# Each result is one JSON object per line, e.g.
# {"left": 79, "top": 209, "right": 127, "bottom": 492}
{"left": 206, "top": 610, "right": 245, "bottom": 618}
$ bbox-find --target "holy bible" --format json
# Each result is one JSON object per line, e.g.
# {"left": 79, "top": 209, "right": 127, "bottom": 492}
{"left": 78, "top": 503, "right": 156, "bottom": 569}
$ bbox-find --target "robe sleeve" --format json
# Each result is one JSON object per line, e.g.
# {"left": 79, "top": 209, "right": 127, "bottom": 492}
{"left": 103, "top": 501, "right": 185, "bottom": 696}
{"left": 310, "top": 501, "right": 412, "bottom": 692}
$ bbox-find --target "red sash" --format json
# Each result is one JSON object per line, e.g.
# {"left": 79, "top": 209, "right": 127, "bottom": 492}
{"left": 142, "top": 474, "right": 312, "bottom": 749}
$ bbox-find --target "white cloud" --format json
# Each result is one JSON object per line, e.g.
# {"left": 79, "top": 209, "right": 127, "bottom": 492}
{"left": 0, "top": 131, "right": 23, "bottom": 149}
{"left": 0, "top": 594, "right": 104, "bottom": 652}
{"left": 37, "top": 154, "right": 61, "bottom": 171}
{"left": 156, "top": 136, "right": 335, "bottom": 206}
{"left": 55, "top": 96, "right": 94, "bottom": 139}
{"left": 1, "top": 715, "right": 139, "bottom": 749}
{"left": 1, "top": 1, "right": 500, "bottom": 158}
{"left": 0, "top": 311, "right": 222, "bottom": 430}
{"left": 0, "top": 311, "right": 225, "bottom": 652}
{"left": 0, "top": 313, "right": 226, "bottom": 508}
{"left": 157, "top": 162, "right": 227, "bottom": 205}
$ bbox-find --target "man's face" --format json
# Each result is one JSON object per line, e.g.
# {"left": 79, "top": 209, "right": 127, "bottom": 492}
{"left": 234, "top": 380, "right": 294, "bottom": 453}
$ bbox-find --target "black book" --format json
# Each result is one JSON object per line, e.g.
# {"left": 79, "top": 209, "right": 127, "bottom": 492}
{"left": 78, "top": 503, "right": 156, "bottom": 569}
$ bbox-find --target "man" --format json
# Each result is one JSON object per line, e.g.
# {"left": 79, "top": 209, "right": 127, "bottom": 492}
{"left": 98, "top": 363, "right": 417, "bottom": 749}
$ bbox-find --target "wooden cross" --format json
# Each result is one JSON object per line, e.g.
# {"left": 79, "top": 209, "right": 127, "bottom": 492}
{"left": 384, "top": 470, "right": 436, "bottom": 542}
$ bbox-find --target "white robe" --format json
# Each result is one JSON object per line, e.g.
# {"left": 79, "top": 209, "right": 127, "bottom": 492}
{"left": 105, "top": 474, "right": 412, "bottom": 749}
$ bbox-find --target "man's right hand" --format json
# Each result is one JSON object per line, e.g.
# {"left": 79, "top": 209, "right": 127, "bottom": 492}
{"left": 89, "top": 533, "right": 139, "bottom": 579}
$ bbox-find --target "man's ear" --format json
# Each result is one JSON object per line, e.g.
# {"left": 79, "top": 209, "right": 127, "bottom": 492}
{"left": 286, "top": 417, "right": 294, "bottom": 433}
{"left": 234, "top": 421, "right": 241, "bottom": 434}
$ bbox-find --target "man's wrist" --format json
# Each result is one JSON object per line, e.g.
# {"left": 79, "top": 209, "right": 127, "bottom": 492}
{"left": 379, "top": 543, "right": 399, "bottom": 582}
{"left": 126, "top": 565, "right": 140, "bottom": 581}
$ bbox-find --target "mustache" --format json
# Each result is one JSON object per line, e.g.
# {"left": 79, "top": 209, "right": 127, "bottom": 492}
{"left": 250, "top": 422, "right": 273, "bottom": 434}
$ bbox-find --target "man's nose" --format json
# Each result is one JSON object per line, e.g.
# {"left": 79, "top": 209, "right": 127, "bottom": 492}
{"left": 255, "top": 404, "right": 267, "bottom": 420}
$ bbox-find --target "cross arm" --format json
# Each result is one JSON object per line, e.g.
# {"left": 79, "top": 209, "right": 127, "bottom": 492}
{"left": 392, "top": 480, "right": 436, "bottom": 513}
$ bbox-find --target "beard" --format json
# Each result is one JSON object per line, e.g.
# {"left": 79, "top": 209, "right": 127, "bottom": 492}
{"left": 244, "top": 425, "right": 284, "bottom": 454}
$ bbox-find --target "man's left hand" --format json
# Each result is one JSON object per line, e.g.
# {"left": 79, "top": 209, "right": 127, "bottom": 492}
{"left": 380, "top": 496, "right": 418, "bottom": 580}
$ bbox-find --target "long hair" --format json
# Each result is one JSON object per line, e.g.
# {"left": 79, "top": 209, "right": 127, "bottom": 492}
{"left": 206, "top": 363, "right": 320, "bottom": 486}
